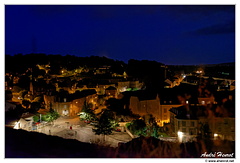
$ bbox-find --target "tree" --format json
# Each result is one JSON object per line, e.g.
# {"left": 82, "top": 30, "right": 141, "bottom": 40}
{"left": 32, "top": 96, "right": 43, "bottom": 103}
{"left": 17, "top": 75, "right": 30, "bottom": 90}
{"left": 127, "top": 119, "right": 146, "bottom": 136}
{"left": 22, "top": 99, "right": 31, "bottom": 110}
{"left": 33, "top": 114, "right": 40, "bottom": 122}
{"left": 79, "top": 101, "right": 96, "bottom": 121}
{"left": 143, "top": 114, "right": 160, "bottom": 138}
{"left": 41, "top": 108, "right": 60, "bottom": 123}
{"left": 92, "top": 109, "right": 118, "bottom": 136}
{"left": 19, "top": 90, "right": 28, "bottom": 99}
{"left": 105, "top": 98, "right": 125, "bottom": 115}
{"left": 30, "top": 102, "right": 42, "bottom": 113}
{"left": 127, "top": 59, "right": 165, "bottom": 91}
{"left": 127, "top": 116, "right": 160, "bottom": 138}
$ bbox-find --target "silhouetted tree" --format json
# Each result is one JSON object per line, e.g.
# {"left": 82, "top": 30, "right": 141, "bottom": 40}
{"left": 127, "top": 119, "right": 147, "bottom": 136}
{"left": 92, "top": 109, "right": 118, "bottom": 137}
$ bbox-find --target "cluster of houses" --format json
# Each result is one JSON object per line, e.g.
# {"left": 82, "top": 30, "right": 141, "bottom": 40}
{"left": 127, "top": 81, "right": 235, "bottom": 142}
{"left": 5, "top": 69, "right": 144, "bottom": 129}
{"left": 5, "top": 64, "right": 235, "bottom": 142}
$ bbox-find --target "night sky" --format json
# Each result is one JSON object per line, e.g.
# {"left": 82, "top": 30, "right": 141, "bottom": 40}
{"left": 5, "top": 5, "right": 235, "bottom": 65}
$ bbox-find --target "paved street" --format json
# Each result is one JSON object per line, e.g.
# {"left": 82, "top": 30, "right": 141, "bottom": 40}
{"left": 36, "top": 116, "right": 132, "bottom": 147}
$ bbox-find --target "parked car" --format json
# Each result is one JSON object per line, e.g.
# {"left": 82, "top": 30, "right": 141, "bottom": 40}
{"left": 84, "top": 120, "right": 91, "bottom": 124}
{"left": 114, "top": 128, "right": 121, "bottom": 132}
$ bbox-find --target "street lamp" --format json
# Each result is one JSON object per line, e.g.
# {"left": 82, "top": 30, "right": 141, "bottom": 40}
{"left": 13, "top": 121, "right": 20, "bottom": 129}
{"left": 214, "top": 133, "right": 219, "bottom": 139}
{"left": 178, "top": 131, "right": 183, "bottom": 143}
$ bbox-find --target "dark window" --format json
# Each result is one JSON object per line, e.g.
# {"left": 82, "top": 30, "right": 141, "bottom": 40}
{"left": 191, "top": 121, "right": 195, "bottom": 127}
{"left": 182, "top": 121, "right": 186, "bottom": 127}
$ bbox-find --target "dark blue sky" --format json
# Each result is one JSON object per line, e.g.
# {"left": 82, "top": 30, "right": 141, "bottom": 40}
{"left": 5, "top": 5, "right": 235, "bottom": 65}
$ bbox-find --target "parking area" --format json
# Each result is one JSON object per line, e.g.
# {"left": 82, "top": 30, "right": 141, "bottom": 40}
{"left": 36, "top": 116, "right": 132, "bottom": 147}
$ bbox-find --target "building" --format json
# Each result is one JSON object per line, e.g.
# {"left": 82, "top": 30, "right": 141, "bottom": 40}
{"left": 169, "top": 104, "right": 235, "bottom": 142}
{"left": 105, "top": 86, "right": 118, "bottom": 98}
{"left": 14, "top": 113, "right": 35, "bottom": 130}
{"left": 117, "top": 80, "right": 143, "bottom": 92}
{"left": 96, "top": 84, "right": 116, "bottom": 95}
{"left": 169, "top": 106, "right": 199, "bottom": 142}
{"left": 158, "top": 101, "right": 182, "bottom": 126}
{"left": 43, "top": 89, "right": 97, "bottom": 116}
{"left": 198, "top": 95, "right": 215, "bottom": 105}
{"left": 129, "top": 91, "right": 182, "bottom": 126}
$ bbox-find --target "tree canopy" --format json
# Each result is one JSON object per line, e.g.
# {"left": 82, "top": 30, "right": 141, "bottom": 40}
{"left": 126, "top": 115, "right": 160, "bottom": 138}
{"left": 92, "top": 109, "right": 118, "bottom": 135}
{"left": 79, "top": 101, "right": 96, "bottom": 121}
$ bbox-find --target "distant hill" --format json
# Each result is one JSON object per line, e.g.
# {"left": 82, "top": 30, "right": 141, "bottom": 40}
{"left": 167, "top": 62, "right": 235, "bottom": 67}
{"left": 203, "top": 62, "right": 235, "bottom": 67}
{"left": 168, "top": 62, "right": 235, "bottom": 79}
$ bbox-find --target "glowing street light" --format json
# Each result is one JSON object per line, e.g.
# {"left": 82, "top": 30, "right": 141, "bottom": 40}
{"left": 178, "top": 131, "right": 183, "bottom": 142}
{"left": 13, "top": 121, "right": 20, "bottom": 129}
{"left": 178, "top": 131, "right": 183, "bottom": 137}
